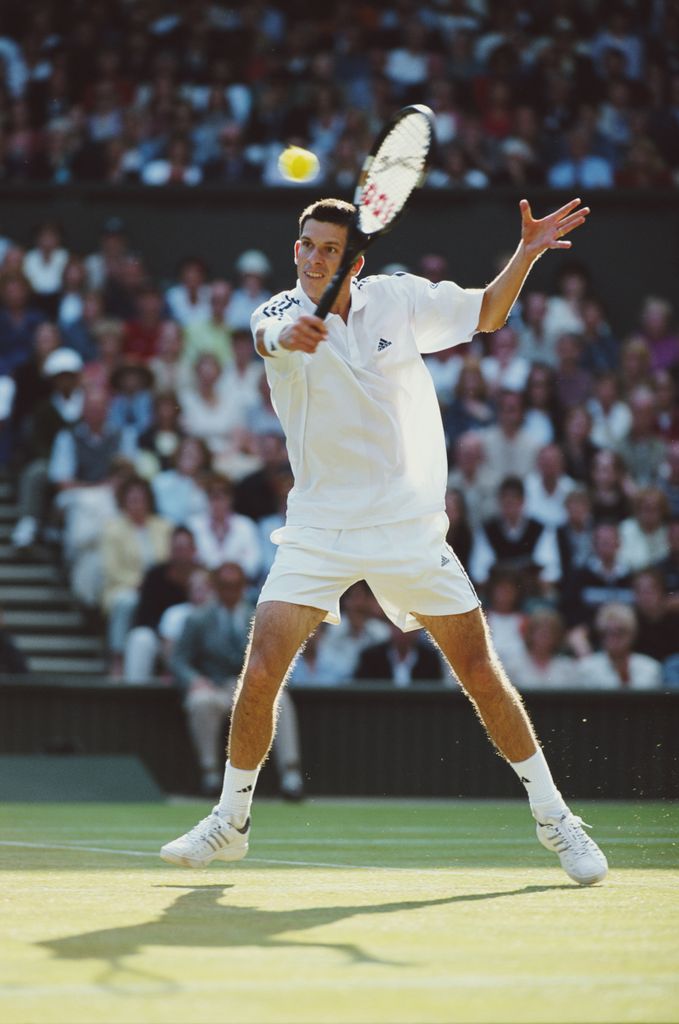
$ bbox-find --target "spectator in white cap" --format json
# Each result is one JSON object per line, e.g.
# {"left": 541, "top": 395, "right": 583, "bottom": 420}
{"left": 11, "top": 347, "right": 84, "bottom": 552}
{"left": 227, "top": 250, "right": 271, "bottom": 330}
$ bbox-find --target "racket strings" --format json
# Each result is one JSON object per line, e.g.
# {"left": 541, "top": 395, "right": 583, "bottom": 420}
{"left": 357, "top": 114, "right": 431, "bottom": 235}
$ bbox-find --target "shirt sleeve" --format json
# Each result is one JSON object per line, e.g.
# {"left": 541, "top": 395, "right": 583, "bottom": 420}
{"left": 250, "top": 293, "right": 301, "bottom": 364}
{"left": 406, "top": 275, "right": 483, "bottom": 354}
{"left": 48, "top": 429, "right": 76, "bottom": 483}
{"left": 235, "top": 516, "right": 263, "bottom": 580}
{"left": 469, "top": 526, "right": 495, "bottom": 584}
{"left": 170, "top": 610, "right": 203, "bottom": 691}
{"left": 534, "top": 526, "right": 561, "bottom": 583}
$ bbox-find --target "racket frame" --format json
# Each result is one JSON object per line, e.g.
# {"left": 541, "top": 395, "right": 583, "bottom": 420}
{"left": 313, "top": 104, "right": 435, "bottom": 319}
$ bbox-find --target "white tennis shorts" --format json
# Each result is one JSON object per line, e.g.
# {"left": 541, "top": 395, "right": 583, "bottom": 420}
{"left": 258, "top": 512, "right": 480, "bottom": 632}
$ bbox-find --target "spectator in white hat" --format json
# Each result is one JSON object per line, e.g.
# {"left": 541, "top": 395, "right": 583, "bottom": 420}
{"left": 11, "top": 347, "right": 84, "bottom": 552}
{"left": 227, "top": 250, "right": 271, "bottom": 330}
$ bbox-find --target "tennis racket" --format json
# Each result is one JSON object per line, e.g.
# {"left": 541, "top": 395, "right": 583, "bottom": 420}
{"left": 313, "top": 104, "right": 435, "bottom": 319}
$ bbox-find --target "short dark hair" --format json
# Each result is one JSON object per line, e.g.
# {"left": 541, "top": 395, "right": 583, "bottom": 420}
{"left": 116, "top": 474, "right": 155, "bottom": 512}
{"left": 498, "top": 475, "right": 525, "bottom": 500}
{"left": 205, "top": 472, "right": 234, "bottom": 499}
{"left": 172, "top": 525, "right": 195, "bottom": 543}
{"left": 298, "top": 198, "right": 355, "bottom": 235}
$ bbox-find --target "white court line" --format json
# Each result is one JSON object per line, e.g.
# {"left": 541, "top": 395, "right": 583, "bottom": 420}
{"left": 0, "top": 839, "right": 677, "bottom": 876}
{"left": 0, "top": 840, "right": 398, "bottom": 871}
{"left": 2, "top": 973, "right": 676, "bottom": 998}
{"left": 23, "top": 835, "right": 679, "bottom": 848}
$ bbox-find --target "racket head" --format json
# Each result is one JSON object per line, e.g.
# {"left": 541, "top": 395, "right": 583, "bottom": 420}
{"left": 311, "top": 104, "right": 435, "bottom": 319}
{"left": 353, "top": 104, "right": 435, "bottom": 240}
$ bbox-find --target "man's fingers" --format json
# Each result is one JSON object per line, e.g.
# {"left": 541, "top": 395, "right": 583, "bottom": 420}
{"left": 552, "top": 197, "right": 584, "bottom": 219}
{"left": 289, "top": 319, "right": 328, "bottom": 352}
{"left": 299, "top": 337, "right": 326, "bottom": 352}
{"left": 554, "top": 209, "right": 590, "bottom": 237}
{"left": 520, "top": 198, "right": 532, "bottom": 221}
{"left": 301, "top": 314, "right": 328, "bottom": 334}
{"left": 556, "top": 214, "right": 588, "bottom": 234}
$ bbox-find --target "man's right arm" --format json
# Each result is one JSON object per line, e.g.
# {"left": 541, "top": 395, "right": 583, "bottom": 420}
{"left": 254, "top": 315, "right": 328, "bottom": 359}
{"left": 48, "top": 429, "right": 77, "bottom": 488}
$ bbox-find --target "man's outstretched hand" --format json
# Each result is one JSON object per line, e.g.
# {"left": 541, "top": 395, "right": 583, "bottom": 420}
{"left": 477, "top": 197, "right": 591, "bottom": 332}
{"left": 520, "top": 197, "right": 590, "bottom": 261}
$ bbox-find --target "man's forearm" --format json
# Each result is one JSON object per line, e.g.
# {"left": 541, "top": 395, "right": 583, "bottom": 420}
{"left": 477, "top": 241, "right": 537, "bottom": 333}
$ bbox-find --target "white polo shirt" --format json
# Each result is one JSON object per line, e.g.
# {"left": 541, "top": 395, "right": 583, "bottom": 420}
{"left": 251, "top": 273, "right": 482, "bottom": 530}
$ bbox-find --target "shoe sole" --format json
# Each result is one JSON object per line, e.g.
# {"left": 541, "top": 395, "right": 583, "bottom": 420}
{"left": 159, "top": 843, "right": 248, "bottom": 868}
{"left": 537, "top": 831, "right": 608, "bottom": 886}
{"left": 570, "top": 870, "right": 608, "bottom": 886}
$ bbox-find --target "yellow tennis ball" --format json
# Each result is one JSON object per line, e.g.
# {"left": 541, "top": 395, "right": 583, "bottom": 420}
{"left": 278, "top": 145, "right": 320, "bottom": 182}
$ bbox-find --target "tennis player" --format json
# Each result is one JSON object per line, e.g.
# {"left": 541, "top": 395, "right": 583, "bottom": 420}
{"left": 162, "top": 196, "right": 608, "bottom": 885}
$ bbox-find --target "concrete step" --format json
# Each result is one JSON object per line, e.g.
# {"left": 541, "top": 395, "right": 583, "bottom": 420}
{"left": 0, "top": 504, "right": 18, "bottom": 522}
{"left": 0, "top": 482, "right": 14, "bottom": 501}
{"left": 2, "top": 609, "right": 87, "bottom": 634}
{"left": 0, "top": 563, "right": 63, "bottom": 584}
{"left": 16, "top": 634, "right": 105, "bottom": 655}
{"left": 0, "top": 584, "right": 74, "bottom": 609}
{"left": 27, "top": 656, "right": 108, "bottom": 675}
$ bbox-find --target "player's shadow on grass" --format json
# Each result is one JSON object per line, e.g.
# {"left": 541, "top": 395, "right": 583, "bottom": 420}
{"left": 38, "top": 880, "right": 574, "bottom": 988}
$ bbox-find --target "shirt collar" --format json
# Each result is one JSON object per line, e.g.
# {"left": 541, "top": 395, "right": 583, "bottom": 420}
{"left": 293, "top": 276, "right": 368, "bottom": 316}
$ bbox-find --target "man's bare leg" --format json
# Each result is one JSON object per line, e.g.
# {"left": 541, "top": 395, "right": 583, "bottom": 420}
{"left": 415, "top": 605, "right": 609, "bottom": 885}
{"left": 228, "top": 600, "right": 327, "bottom": 769}
{"left": 415, "top": 606, "right": 537, "bottom": 763}
{"left": 159, "top": 600, "right": 326, "bottom": 868}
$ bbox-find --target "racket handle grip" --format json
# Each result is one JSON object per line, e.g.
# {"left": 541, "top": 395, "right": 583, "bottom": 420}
{"left": 313, "top": 271, "right": 345, "bottom": 320}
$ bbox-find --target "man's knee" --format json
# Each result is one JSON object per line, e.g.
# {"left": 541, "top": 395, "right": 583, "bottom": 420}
{"left": 450, "top": 637, "right": 511, "bottom": 699}
{"left": 241, "top": 644, "right": 288, "bottom": 696}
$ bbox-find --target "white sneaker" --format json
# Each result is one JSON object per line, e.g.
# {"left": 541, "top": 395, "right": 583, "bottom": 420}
{"left": 11, "top": 515, "right": 37, "bottom": 549}
{"left": 280, "top": 767, "right": 304, "bottom": 801}
{"left": 160, "top": 811, "right": 250, "bottom": 868}
{"left": 536, "top": 811, "right": 608, "bottom": 885}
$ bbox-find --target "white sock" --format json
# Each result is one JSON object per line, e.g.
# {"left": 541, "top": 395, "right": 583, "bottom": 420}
{"left": 216, "top": 760, "right": 260, "bottom": 827}
{"left": 510, "top": 748, "right": 567, "bottom": 822}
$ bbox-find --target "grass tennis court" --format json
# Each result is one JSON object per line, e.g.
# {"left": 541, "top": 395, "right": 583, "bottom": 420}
{"left": 2, "top": 799, "right": 678, "bottom": 1024}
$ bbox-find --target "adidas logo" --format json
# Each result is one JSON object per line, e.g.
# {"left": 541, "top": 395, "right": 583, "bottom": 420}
{"left": 236, "top": 784, "right": 253, "bottom": 794}
{"left": 377, "top": 337, "right": 392, "bottom": 351}
{"left": 441, "top": 555, "right": 450, "bottom": 567}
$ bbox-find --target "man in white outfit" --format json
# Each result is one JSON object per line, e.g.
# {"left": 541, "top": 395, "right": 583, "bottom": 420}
{"left": 162, "top": 195, "right": 608, "bottom": 886}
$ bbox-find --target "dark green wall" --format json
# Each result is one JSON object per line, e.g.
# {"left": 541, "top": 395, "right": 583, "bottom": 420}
{"left": 1, "top": 681, "right": 677, "bottom": 799}
{"left": 2, "top": 186, "right": 678, "bottom": 335}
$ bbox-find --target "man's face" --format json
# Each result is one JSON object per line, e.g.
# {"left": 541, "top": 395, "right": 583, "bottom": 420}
{"left": 499, "top": 490, "right": 523, "bottom": 523}
{"left": 594, "top": 525, "right": 619, "bottom": 561}
{"left": 170, "top": 531, "right": 196, "bottom": 566}
{"left": 538, "top": 445, "right": 562, "bottom": 480}
{"left": 214, "top": 566, "right": 245, "bottom": 607}
{"left": 498, "top": 394, "right": 522, "bottom": 428}
{"left": 294, "top": 218, "right": 350, "bottom": 304}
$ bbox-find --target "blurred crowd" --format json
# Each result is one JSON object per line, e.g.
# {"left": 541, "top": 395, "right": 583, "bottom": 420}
{"left": 1, "top": 0, "right": 679, "bottom": 190}
{"left": 0, "top": 211, "right": 678, "bottom": 713}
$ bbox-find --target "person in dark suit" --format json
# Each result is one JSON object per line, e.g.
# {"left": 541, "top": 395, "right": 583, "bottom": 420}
{"left": 0, "top": 608, "right": 28, "bottom": 674}
{"left": 354, "top": 622, "right": 444, "bottom": 685}
{"left": 555, "top": 486, "right": 594, "bottom": 593}
{"left": 470, "top": 475, "right": 560, "bottom": 600}
{"left": 171, "top": 561, "right": 303, "bottom": 798}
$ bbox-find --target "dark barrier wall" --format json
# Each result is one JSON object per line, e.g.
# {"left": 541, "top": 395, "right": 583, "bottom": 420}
{"left": 2, "top": 186, "right": 679, "bottom": 335}
{"left": 1, "top": 681, "right": 677, "bottom": 800}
